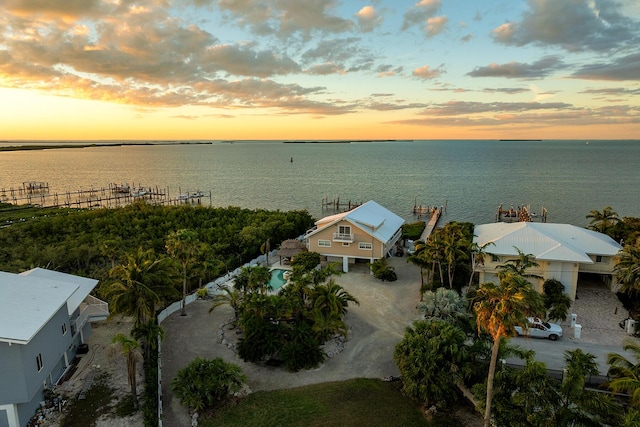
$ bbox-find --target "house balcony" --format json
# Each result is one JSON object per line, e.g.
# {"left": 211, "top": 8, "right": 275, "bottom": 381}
{"left": 333, "top": 232, "right": 354, "bottom": 243}
{"left": 71, "top": 295, "right": 109, "bottom": 336}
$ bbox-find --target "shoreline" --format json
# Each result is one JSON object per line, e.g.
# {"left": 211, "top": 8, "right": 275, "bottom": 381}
{"left": 0, "top": 141, "right": 213, "bottom": 152}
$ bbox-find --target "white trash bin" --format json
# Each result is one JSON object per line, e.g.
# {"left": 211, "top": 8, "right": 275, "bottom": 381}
{"left": 574, "top": 324, "right": 582, "bottom": 339}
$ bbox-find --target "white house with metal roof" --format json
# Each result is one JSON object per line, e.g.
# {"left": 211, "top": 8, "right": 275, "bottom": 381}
{"left": 304, "top": 200, "right": 405, "bottom": 272}
{"left": 0, "top": 269, "right": 108, "bottom": 427}
{"left": 473, "top": 222, "right": 622, "bottom": 300}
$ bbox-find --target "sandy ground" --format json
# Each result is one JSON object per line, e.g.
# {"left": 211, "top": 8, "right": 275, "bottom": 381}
{"left": 46, "top": 318, "right": 145, "bottom": 426}
{"left": 45, "top": 256, "right": 636, "bottom": 427}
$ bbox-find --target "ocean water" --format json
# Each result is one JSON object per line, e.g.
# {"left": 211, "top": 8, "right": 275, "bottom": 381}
{"left": 0, "top": 140, "right": 638, "bottom": 226}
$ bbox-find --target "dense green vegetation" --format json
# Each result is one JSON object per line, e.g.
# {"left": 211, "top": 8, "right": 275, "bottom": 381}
{"left": 212, "top": 262, "right": 359, "bottom": 371}
{"left": 0, "top": 201, "right": 314, "bottom": 285}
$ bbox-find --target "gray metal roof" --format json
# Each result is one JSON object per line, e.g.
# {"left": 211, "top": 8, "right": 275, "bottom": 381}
{"left": 20, "top": 268, "right": 98, "bottom": 316}
{"left": 473, "top": 222, "right": 621, "bottom": 263}
{"left": 0, "top": 269, "right": 98, "bottom": 344}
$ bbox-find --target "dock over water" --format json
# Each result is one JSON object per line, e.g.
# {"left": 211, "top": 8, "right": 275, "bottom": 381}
{"left": 419, "top": 208, "right": 442, "bottom": 241}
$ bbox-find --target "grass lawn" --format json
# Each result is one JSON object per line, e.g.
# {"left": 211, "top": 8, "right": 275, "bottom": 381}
{"left": 200, "top": 378, "right": 478, "bottom": 427}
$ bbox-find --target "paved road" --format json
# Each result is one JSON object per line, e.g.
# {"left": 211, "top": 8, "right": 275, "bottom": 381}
{"left": 505, "top": 335, "right": 635, "bottom": 375}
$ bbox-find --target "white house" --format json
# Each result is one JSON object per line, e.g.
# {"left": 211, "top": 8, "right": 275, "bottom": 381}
{"left": 305, "top": 200, "right": 405, "bottom": 272}
{"left": 0, "top": 269, "right": 108, "bottom": 427}
{"left": 473, "top": 222, "right": 622, "bottom": 300}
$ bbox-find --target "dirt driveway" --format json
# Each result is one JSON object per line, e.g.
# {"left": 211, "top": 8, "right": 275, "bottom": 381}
{"left": 160, "top": 257, "right": 423, "bottom": 426}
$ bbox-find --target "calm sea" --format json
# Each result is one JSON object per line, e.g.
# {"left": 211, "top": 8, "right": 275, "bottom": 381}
{"left": 1, "top": 140, "right": 638, "bottom": 227}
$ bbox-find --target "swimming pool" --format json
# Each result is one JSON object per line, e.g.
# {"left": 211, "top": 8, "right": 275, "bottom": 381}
{"left": 269, "top": 268, "right": 290, "bottom": 291}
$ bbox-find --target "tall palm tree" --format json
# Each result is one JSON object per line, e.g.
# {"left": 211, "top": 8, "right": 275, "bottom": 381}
{"left": 607, "top": 338, "right": 640, "bottom": 408}
{"left": 109, "top": 334, "right": 142, "bottom": 409}
{"left": 131, "top": 319, "right": 164, "bottom": 361}
{"left": 407, "top": 239, "right": 430, "bottom": 298}
{"left": 442, "top": 228, "right": 469, "bottom": 289}
{"left": 586, "top": 206, "right": 619, "bottom": 234}
{"left": 103, "top": 247, "right": 175, "bottom": 328}
{"left": 472, "top": 273, "right": 545, "bottom": 427}
{"left": 468, "top": 241, "right": 494, "bottom": 288}
{"left": 166, "top": 229, "right": 201, "bottom": 316}
{"left": 614, "top": 240, "right": 640, "bottom": 295}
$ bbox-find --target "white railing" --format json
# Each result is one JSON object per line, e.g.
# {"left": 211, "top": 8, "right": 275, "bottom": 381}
{"left": 333, "top": 232, "right": 354, "bottom": 242}
{"left": 71, "top": 295, "right": 109, "bottom": 335}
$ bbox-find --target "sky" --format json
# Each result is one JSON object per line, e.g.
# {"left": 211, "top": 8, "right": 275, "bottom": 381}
{"left": 1, "top": 0, "right": 639, "bottom": 141}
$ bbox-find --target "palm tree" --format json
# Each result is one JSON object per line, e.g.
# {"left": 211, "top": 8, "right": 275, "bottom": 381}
{"left": 394, "top": 319, "right": 469, "bottom": 407}
{"left": 309, "top": 280, "right": 359, "bottom": 317}
{"left": 407, "top": 239, "right": 430, "bottom": 298}
{"left": 442, "top": 228, "right": 469, "bottom": 289}
{"left": 586, "top": 206, "right": 619, "bottom": 234}
{"left": 468, "top": 241, "right": 494, "bottom": 288}
{"left": 209, "top": 286, "right": 243, "bottom": 322}
{"left": 419, "top": 287, "right": 466, "bottom": 323}
{"left": 472, "top": 273, "right": 545, "bottom": 427}
{"left": 103, "top": 247, "right": 176, "bottom": 328}
{"left": 614, "top": 240, "right": 640, "bottom": 295}
{"left": 497, "top": 247, "right": 542, "bottom": 282}
{"left": 166, "top": 229, "right": 201, "bottom": 316}
{"left": 131, "top": 319, "right": 164, "bottom": 361}
{"left": 607, "top": 338, "right": 640, "bottom": 408}
{"left": 109, "top": 334, "right": 142, "bottom": 409}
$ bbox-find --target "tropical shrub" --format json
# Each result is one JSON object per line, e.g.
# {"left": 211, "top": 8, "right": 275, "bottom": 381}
{"left": 394, "top": 319, "right": 469, "bottom": 408}
{"left": 171, "top": 357, "right": 246, "bottom": 412}
{"left": 370, "top": 258, "right": 397, "bottom": 281}
{"left": 543, "top": 278, "right": 572, "bottom": 322}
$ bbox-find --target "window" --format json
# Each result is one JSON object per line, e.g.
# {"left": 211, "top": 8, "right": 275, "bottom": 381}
{"left": 342, "top": 242, "right": 350, "bottom": 247}
{"left": 359, "top": 242, "right": 372, "bottom": 250}
{"left": 492, "top": 254, "right": 500, "bottom": 263}
{"left": 62, "top": 323, "right": 67, "bottom": 335}
{"left": 318, "top": 240, "right": 331, "bottom": 247}
{"left": 338, "top": 225, "right": 351, "bottom": 235}
{"left": 36, "top": 353, "right": 43, "bottom": 372}
{"left": 595, "top": 255, "right": 608, "bottom": 263}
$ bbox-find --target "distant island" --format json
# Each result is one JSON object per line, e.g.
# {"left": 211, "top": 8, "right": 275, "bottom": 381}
{"left": 283, "top": 140, "right": 405, "bottom": 144}
{"left": 0, "top": 141, "right": 213, "bottom": 152}
{"left": 498, "top": 139, "right": 543, "bottom": 142}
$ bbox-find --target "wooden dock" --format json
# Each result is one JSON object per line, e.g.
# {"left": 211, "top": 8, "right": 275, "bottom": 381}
{"left": 321, "top": 196, "right": 362, "bottom": 213}
{"left": 496, "top": 204, "right": 547, "bottom": 223}
{"left": 419, "top": 207, "right": 442, "bottom": 241}
{"left": 0, "top": 182, "right": 211, "bottom": 209}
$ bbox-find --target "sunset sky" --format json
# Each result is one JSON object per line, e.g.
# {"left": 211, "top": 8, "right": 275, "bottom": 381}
{"left": 1, "top": 0, "right": 639, "bottom": 141}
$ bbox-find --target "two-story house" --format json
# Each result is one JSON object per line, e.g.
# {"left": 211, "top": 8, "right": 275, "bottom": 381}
{"left": 305, "top": 200, "right": 405, "bottom": 272}
{"left": 473, "top": 222, "right": 621, "bottom": 300}
{"left": 0, "top": 268, "right": 108, "bottom": 427}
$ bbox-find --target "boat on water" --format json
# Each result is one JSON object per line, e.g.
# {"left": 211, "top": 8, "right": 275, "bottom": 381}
{"left": 131, "top": 188, "right": 148, "bottom": 197}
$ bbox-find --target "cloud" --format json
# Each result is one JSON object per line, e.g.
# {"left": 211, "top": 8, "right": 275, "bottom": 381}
{"left": 305, "top": 62, "right": 345, "bottom": 75}
{"left": 401, "top": 0, "right": 441, "bottom": 31}
{"left": 467, "top": 55, "right": 564, "bottom": 78}
{"left": 205, "top": 44, "right": 300, "bottom": 77}
{"left": 413, "top": 64, "right": 444, "bottom": 79}
{"left": 571, "top": 53, "right": 640, "bottom": 81}
{"left": 426, "top": 16, "right": 448, "bottom": 37}
{"left": 481, "top": 87, "right": 529, "bottom": 95}
{"left": 420, "top": 100, "right": 572, "bottom": 116}
{"left": 491, "top": 0, "right": 640, "bottom": 52}
{"left": 355, "top": 6, "right": 382, "bottom": 33}
{"left": 217, "top": 0, "right": 354, "bottom": 39}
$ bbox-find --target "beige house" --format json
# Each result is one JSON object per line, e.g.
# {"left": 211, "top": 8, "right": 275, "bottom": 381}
{"left": 304, "top": 200, "right": 405, "bottom": 272}
{"left": 473, "top": 222, "right": 622, "bottom": 300}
